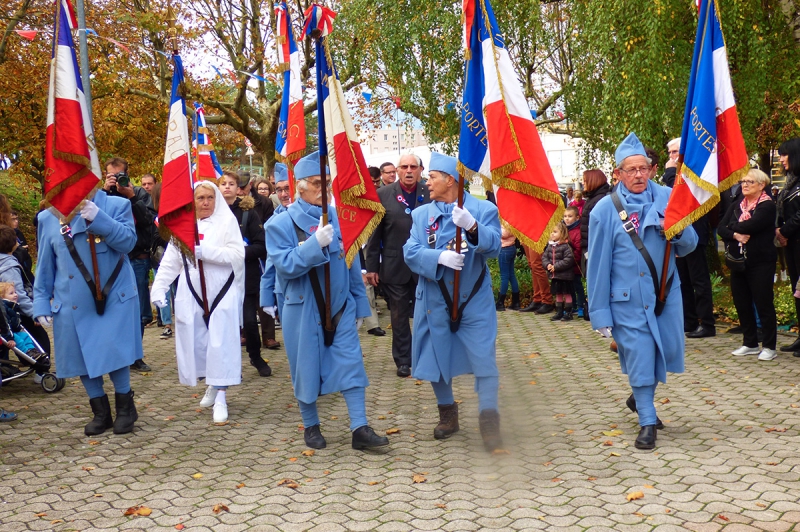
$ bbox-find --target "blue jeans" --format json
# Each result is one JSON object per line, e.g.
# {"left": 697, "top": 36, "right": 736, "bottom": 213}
{"left": 153, "top": 268, "right": 174, "bottom": 326}
{"left": 130, "top": 258, "right": 152, "bottom": 334}
{"left": 498, "top": 246, "right": 519, "bottom": 295}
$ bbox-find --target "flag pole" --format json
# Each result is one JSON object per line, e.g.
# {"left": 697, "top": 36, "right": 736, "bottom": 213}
{"left": 168, "top": 3, "right": 209, "bottom": 318}
{"left": 311, "top": 29, "right": 332, "bottom": 333}
{"left": 451, "top": 173, "right": 465, "bottom": 323}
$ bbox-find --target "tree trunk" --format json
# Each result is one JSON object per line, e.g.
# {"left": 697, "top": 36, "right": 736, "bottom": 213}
{"left": 779, "top": 0, "right": 800, "bottom": 46}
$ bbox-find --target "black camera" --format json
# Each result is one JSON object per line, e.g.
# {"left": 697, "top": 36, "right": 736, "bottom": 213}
{"left": 114, "top": 172, "right": 130, "bottom": 187}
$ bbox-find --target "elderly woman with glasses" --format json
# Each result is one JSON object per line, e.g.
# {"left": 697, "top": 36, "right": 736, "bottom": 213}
{"left": 718, "top": 168, "right": 777, "bottom": 361}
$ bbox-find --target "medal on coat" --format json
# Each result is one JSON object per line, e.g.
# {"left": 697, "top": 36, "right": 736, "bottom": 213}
{"left": 396, "top": 194, "right": 413, "bottom": 215}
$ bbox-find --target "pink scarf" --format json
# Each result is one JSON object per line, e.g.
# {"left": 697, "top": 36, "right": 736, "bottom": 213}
{"left": 739, "top": 192, "right": 770, "bottom": 222}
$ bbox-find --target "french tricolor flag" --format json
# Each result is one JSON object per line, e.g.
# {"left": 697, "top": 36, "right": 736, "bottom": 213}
{"left": 275, "top": 1, "right": 306, "bottom": 197}
{"left": 664, "top": 0, "right": 749, "bottom": 239}
{"left": 459, "top": 0, "right": 564, "bottom": 253}
{"left": 44, "top": 0, "right": 101, "bottom": 221}
{"left": 192, "top": 102, "right": 223, "bottom": 181}
{"left": 159, "top": 54, "right": 196, "bottom": 257}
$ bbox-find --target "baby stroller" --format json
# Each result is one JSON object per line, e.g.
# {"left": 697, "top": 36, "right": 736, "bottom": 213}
{"left": 0, "top": 324, "right": 65, "bottom": 393}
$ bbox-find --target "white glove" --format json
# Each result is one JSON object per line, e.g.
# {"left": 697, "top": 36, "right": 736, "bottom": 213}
{"left": 36, "top": 316, "right": 53, "bottom": 327}
{"left": 438, "top": 250, "right": 464, "bottom": 271}
{"left": 263, "top": 306, "right": 277, "bottom": 318}
{"left": 452, "top": 206, "right": 476, "bottom": 230}
{"left": 356, "top": 318, "right": 364, "bottom": 329}
{"left": 315, "top": 217, "right": 334, "bottom": 248}
{"left": 598, "top": 327, "right": 612, "bottom": 338}
{"left": 80, "top": 201, "right": 99, "bottom": 222}
{"left": 153, "top": 299, "right": 167, "bottom": 309}
{"left": 194, "top": 243, "right": 203, "bottom": 261}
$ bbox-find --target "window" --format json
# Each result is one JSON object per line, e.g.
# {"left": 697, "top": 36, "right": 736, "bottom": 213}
{"left": 384, "top": 134, "right": 388, "bottom": 141}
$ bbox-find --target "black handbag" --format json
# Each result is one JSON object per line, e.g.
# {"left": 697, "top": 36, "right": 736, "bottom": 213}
{"left": 724, "top": 243, "right": 746, "bottom": 272}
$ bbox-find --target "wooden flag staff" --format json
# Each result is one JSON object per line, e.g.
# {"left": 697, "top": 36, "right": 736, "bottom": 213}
{"left": 451, "top": 173, "right": 466, "bottom": 323}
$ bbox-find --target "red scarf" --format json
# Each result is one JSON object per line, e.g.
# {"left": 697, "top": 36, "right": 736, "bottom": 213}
{"left": 739, "top": 191, "right": 770, "bottom": 222}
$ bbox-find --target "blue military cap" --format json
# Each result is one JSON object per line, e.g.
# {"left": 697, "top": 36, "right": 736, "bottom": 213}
{"left": 429, "top": 152, "right": 458, "bottom": 179}
{"left": 274, "top": 163, "right": 288, "bottom": 184}
{"left": 294, "top": 150, "right": 330, "bottom": 180}
{"left": 615, "top": 132, "right": 648, "bottom": 167}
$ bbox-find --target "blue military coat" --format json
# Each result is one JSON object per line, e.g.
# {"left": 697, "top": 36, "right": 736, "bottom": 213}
{"left": 588, "top": 181, "right": 698, "bottom": 387}
{"left": 33, "top": 191, "right": 143, "bottom": 379}
{"left": 403, "top": 194, "right": 501, "bottom": 384}
{"left": 265, "top": 199, "right": 371, "bottom": 404}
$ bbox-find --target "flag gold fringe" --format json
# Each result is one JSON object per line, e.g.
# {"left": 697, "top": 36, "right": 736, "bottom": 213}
{"left": 344, "top": 208, "right": 384, "bottom": 267}
{"left": 663, "top": 165, "right": 719, "bottom": 240}
{"left": 43, "top": 171, "right": 102, "bottom": 223}
{"left": 276, "top": 35, "right": 287, "bottom": 45}
{"left": 277, "top": 62, "right": 290, "bottom": 72}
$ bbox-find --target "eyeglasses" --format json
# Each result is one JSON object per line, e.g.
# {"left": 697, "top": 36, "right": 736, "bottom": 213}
{"left": 275, "top": 186, "right": 290, "bottom": 194}
{"left": 382, "top": 169, "right": 396, "bottom": 174}
{"left": 619, "top": 167, "right": 651, "bottom": 176}
{"left": 398, "top": 165, "right": 419, "bottom": 170}
{"left": 740, "top": 179, "right": 758, "bottom": 186}
{"left": 307, "top": 178, "right": 332, "bottom": 188}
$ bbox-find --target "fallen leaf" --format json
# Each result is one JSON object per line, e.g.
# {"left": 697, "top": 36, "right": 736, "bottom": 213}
{"left": 377, "top": 415, "right": 386, "bottom": 420}
{"left": 35, "top": 512, "right": 47, "bottom": 517}
{"left": 718, "top": 515, "right": 729, "bottom": 521}
{"left": 756, "top": 503, "right": 766, "bottom": 508}
{"left": 175, "top": 525, "right": 186, "bottom": 530}
{"left": 414, "top": 380, "right": 423, "bottom": 385}
{"left": 323, "top": 470, "right": 331, "bottom": 475}
{"left": 609, "top": 452, "right": 621, "bottom": 457}
{"left": 529, "top": 381, "right": 537, "bottom": 385}
{"left": 554, "top": 413, "right": 566, "bottom": 418}
{"left": 643, "top": 485, "right": 654, "bottom": 489}
{"left": 330, "top": 416, "right": 338, "bottom": 420}
{"left": 367, "top": 481, "right": 379, "bottom": 486}
{"left": 164, "top": 416, "right": 175, "bottom": 421}
{"left": 602, "top": 429, "right": 624, "bottom": 437}
{"left": 436, "top": 503, "right": 447, "bottom": 509}
{"left": 551, "top": 478, "right": 562, "bottom": 482}
{"left": 543, "top": 461, "right": 552, "bottom": 466}
{"left": 633, "top": 512, "right": 644, "bottom": 517}
{"left": 288, "top": 457, "right": 298, "bottom": 462}
{"left": 626, "top": 491, "right": 644, "bottom": 501}
{"left": 412, "top": 474, "right": 427, "bottom": 483}
{"left": 278, "top": 479, "right": 300, "bottom": 489}
{"left": 124, "top": 505, "right": 152, "bottom": 517}
{"left": 609, "top": 424, "right": 618, "bottom": 428}
{"left": 88, "top": 440, "right": 100, "bottom": 445}
{"left": 767, "top": 462, "right": 778, "bottom": 466}
{"left": 765, "top": 427, "right": 787, "bottom": 433}
{"left": 701, "top": 388, "right": 710, "bottom": 391}
{"left": 212, "top": 504, "right": 229, "bottom": 514}
{"left": 192, "top": 473, "right": 203, "bottom": 479}
{"left": 94, "top": 494, "right": 103, "bottom": 498}
{"left": 718, "top": 370, "right": 728, "bottom": 374}
{"left": 236, "top": 483, "right": 245, "bottom": 488}
{"left": 491, "top": 448, "right": 510, "bottom": 455}
{"left": 706, "top": 400, "right": 716, "bottom": 405}
{"left": 526, "top": 353, "right": 540, "bottom": 358}
{"left": 587, "top": 477, "right": 597, "bottom": 481}
{"left": 50, "top": 520, "right": 64, "bottom": 525}
{"left": 660, "top": 398, "right": 670, "bottom": 404}
{"left": 82, "top": 466, "right": 95, "bottom": 471}
{"left": 385, "top": 428, "right": 400, "bottom": 435}
{"left": 603, "top": 441, "right": 613, "bottom": 446}
{"left": 301, "top": 450, "right": 315, "bottom": 457}
{"left": 791, "top": 404, "right": 799, "bottom": 409}
{"left": 666, "top": 509, "right": 671, "bottom": 513}
{"left": 566, "top": 430, "right": 574, "bottom": 434}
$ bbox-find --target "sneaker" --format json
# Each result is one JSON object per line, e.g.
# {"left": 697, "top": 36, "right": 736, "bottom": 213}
{"left": 275, "top": 317, "right": 281, "bottom": 330}
{"left": 758, "top": 348, "right": 777, "bottom": 361}
{"left": 213, "top": 401, "right": 228, "bottom": 424}
{"left": 130, "top": 359, "right": 152, "bottom": 372}
{"left": 732, "top": 346, "right": 760, "bottom": 356}
{"left": 33, "top": 373, "right": 43, "bottom": 384}
{"left": 159, "top": 327, "right": 173, "bottom": 339}
{"left": 199, "top": 385, "right": 218, "bottom": 407}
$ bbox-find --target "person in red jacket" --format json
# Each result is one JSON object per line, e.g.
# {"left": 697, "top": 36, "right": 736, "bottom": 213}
{"left": 564, "top": 206, "right": 586, "bottom": 318}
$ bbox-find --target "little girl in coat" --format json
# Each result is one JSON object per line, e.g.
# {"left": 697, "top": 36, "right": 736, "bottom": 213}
{"left": 542, "top": 223, "right": 576, "bottom": 321}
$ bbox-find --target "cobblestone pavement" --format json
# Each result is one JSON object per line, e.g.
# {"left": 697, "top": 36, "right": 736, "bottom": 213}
{"left": 2, "top": 303, "right": 800, "bottom": 532}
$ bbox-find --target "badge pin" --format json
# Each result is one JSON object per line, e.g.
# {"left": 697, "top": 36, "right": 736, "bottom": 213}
{"left": 404, "top": 207, "right": 411, "bottom": 215}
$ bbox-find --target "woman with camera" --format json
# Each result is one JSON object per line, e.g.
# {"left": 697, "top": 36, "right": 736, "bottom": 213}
{"left": 718, "top": 168, "right": 777, "bottom": 361}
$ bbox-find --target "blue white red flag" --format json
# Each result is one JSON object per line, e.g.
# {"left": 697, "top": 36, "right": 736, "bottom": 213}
{"left": 44, "top": 0, "right": 101, "bottom": 221}
{"left": 192, "top": 102, "right": 223, "bottom": 181}
{"left": 159, "top": 54, "right": 196, "bottom": 257}
{"left": 459, "top": 0, "right": 563, "bottom": 252}
{"left": 303, "top": 4, "right": 384, "bottom": 267}
{"left": 664, "top": 0, "right": 749, "bottom": 238}
{"left": 275, "top": 1, "right": 306, "bottom": 198}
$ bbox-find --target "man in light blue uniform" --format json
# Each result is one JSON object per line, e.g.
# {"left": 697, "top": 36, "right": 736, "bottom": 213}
{"left": 260, "top": 163, "right": 290, "bottom": 320}
{"left": 265, "top": 152, "right": 389, "bottom": 451}
{"left": 34, "top": 192, "right": 143, "bottom": 436}
{"left": 403, "top": 152, "right": 503, "bottom": 452}
{"left": 588, "top": 133, "right": 698, "bottom": 450}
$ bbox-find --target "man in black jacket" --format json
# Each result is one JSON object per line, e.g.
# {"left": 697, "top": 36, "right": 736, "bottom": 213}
{"left": 104, "top": 157, "right": 156, "bottom": 372}
{"left": 365, "top": 154, "right": 429, "bottom": 377}
{"left": 220, "top": 171, "right": 271, "bottom": 377}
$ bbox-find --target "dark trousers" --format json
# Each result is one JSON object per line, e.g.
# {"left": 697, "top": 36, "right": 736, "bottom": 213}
{"left": 785, "top": 240, "right": 800, "bottom": 335}
{"left": 730, "top": 261, "right": 776, "bottom": 349}
{"left": 243, "top": 293, "right": 261, "bottom": 359}
{"left": 523, "top": 245, "right": 553, "bottom": 304}
{"left": 258, "top": 308, "right": 276, "bottom": 344}
{"left": 382, "top": 278, "right": 416, "bottom": 368}
{"left": 676, "top": 245, "right": 715, "bottom": 329}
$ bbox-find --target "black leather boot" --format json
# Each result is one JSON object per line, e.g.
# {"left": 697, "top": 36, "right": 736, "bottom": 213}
{"left": 113, "top": 390, "right": 138, "bottom": 434}
{"left": 635, "top": 425, "right": 657, "bottom": 450}
{"left": 478, "top": 409, "right": 503, "bottom": 452}
{"left": 561, "top": 304, "right": 573, "bottom": 321}
{"left": 780, "top": 337, "right": 800, "bottom": 352}
{"left": 519, "top": 300, "right": 541, "bottom": 313}
{"left": 509, "top": 293, "right": 521, "bottom": 311}
{"left": 550, "top": 303, "right": 564, "bottom": 321}
{"left": 495, "top": 293, "right": 507, "bottom": 312}
{"left": 434, "top": 403, "right": 459, "bottom": 440}
{"left": 85, "top": 394, "right": 113, "bottom": 436}
{"left": 250, "top": 356, "right": 273, "bottom": 377}
{"left": 352, "top": 425, "right": 389, "bottom": 450}
{"left": 626, "top": 394, "right": 664, "bottom": 429}
{"left": 304, "top": 424, "right": 327, "bottom": 449}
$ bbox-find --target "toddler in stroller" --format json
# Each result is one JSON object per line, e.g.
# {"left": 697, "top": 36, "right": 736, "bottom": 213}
{"left": 0, "top": 282, "right": 62, "bottom": 393}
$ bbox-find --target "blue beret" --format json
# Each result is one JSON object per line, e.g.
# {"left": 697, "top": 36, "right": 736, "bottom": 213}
{"left": 274, "top": 163, "right": 288, "bottom": 184}
{"left": 429, "top": 152, "right": 458, "bottom": 179}
{"left": 294, "top": 150, "right": 329, "bottom": 180}
{"left": 615, "top": 132, "right": 647, "bottom": 167}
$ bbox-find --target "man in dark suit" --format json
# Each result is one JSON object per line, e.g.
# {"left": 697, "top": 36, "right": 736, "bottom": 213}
{"left": 365, "top": 154, "right": 430, "bottom": 377}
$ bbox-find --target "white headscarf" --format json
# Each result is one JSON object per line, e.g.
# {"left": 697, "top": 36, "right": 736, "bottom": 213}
{"left": 193, "top": 181, "right": 245, "bottom": 299}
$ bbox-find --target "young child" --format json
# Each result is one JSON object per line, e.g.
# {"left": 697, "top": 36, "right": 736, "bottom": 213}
{"left": 542, "top": 223, "right": 575, "bottom": 321}
{"left": 0, "top": 282, "right": 39, "bottom": 358}
{"left": 563, "top": 206, "right": 586, "bottom": 318}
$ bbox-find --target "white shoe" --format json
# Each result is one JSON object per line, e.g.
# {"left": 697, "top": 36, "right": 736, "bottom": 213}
{"left": 732, "top": 346, "right": 760, "bottom": 356}
{"left": 33, "top": 373, "right": 43, "bottom": 384}
{"left": 758, "top": 348, "right": 777, "bottom": 361}
{"left": 213, "top": 401, "right": 228, "bottom": 423}
{"left": 199, "top": 385, "right": 217, "bottom": 407}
